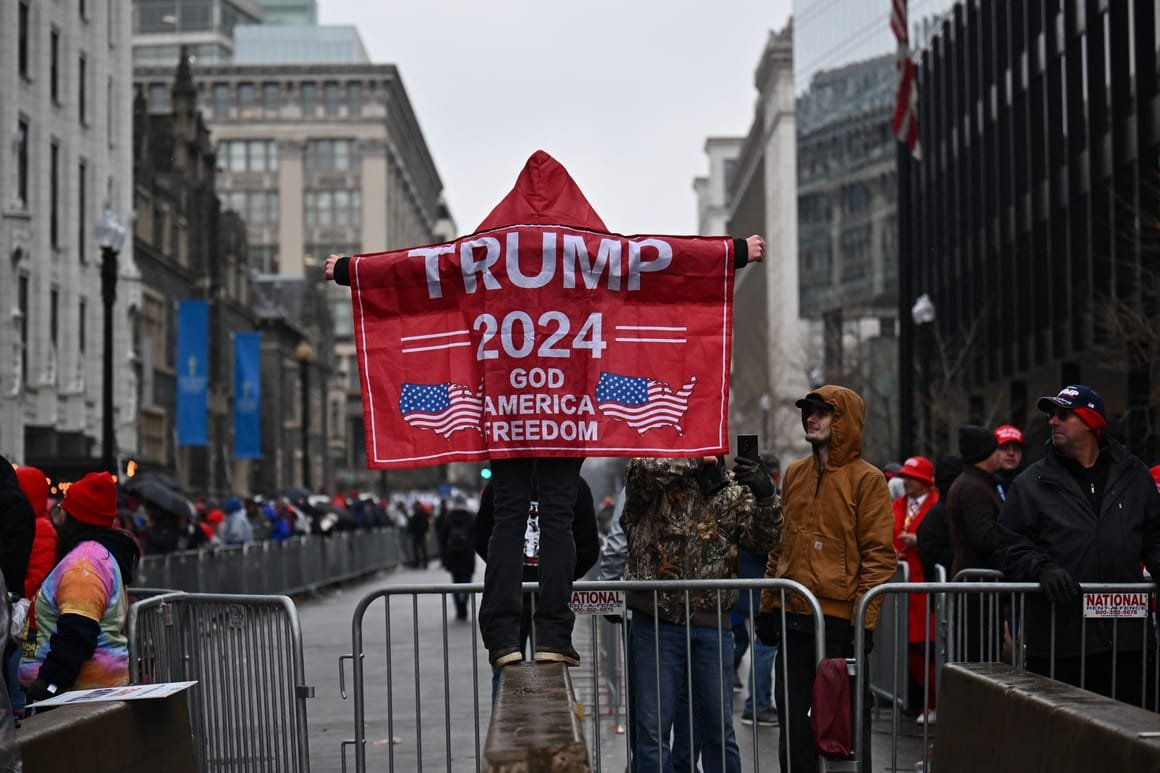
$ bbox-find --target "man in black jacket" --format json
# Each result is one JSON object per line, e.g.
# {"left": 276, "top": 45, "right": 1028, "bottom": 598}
{"left": 996, "top": 384, "right": 1160, "bottom": 706}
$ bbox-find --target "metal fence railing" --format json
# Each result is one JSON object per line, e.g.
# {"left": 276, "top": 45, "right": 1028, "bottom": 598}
{"left": 132, "top": 527, "right": 402, "bottom": 595}
{"left": 854, "top": 581, "right": 1160, "bottom": 773}
{"left": 128, "top": 592, "right": 314, "bottom": 773}
{"left": 340, "top": 578, "right": 825, "bottom": 773}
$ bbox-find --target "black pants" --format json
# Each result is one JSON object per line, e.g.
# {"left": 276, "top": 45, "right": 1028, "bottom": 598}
{"left": 775, "top": 615, "right": 872, "bottom": 773}
{"left": 478, "top": 456, "right": 582, "bottom": 654}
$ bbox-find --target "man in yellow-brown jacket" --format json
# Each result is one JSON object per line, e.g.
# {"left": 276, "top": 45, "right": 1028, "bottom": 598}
{"left": 756, "top": 384, "right": 895, "bottom": 772}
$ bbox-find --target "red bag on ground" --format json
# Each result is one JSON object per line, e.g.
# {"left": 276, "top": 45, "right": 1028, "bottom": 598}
{"left": 811, "top": 657, "right": 853, "bottom": 759}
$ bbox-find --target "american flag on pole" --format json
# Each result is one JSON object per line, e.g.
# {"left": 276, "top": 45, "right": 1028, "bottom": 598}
{"left": 891, "top": 0, "right": 921, "bottom": 159}
{"left": 594, "top": 371, "right": 697, "bottom": 435}
{"left": 398, "top": 382, "right": 483, "bottom": 439}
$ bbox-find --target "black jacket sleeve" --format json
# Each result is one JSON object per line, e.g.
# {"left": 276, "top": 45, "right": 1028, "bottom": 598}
{"left": 333, "top": 257, "right": 352, "bottom": 286}
{"left": 0, "top": 461, "right": 35, "bottom": 597}
{"left": 35, "top": 613, "right": 101, "bottom": 691}
{"left": 732, "top": 238, "right": 749, "bottom": 270}
{"left": 474, "top": 484, "right": 494, "bottom": 560}
{"left": 572, "top": 479, "right": 600, "bottom": 579}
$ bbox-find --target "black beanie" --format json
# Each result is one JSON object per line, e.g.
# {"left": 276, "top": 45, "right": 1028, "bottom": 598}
{"left": 959, "top": 424, "right": 998, "bottom": 464}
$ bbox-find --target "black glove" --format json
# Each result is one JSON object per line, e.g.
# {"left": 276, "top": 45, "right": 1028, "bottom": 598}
{"left": 1038, "top": 565, "right": 1081, "bottom": 605}
{"left": 26, "top": 678, "right": 59, "bottom": 703}
{"left": 732, "top": 457, "right": 775, "bottom": 501}
{"left": 755, "top": 613, "right": 781, "bottom": 647}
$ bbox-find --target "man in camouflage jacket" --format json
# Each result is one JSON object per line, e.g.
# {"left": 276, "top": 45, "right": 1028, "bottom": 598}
{"left": 622, "top": 455, "right": 781, "bottom": 773}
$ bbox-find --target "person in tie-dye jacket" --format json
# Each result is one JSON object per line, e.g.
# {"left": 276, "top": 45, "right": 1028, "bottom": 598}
{"left": 19, "top": 471, "right": 141, "bottom": 702}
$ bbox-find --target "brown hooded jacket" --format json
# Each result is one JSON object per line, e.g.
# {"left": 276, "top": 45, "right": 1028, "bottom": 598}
{"left": 759, "top": 384, "right": 896, "bottom": 629}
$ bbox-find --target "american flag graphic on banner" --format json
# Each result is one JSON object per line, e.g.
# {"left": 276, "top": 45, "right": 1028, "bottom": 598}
{"left": 594, "top": 371, "right": 697, "bottom": 435}
{"left": 398, "top": 382, "right": 483, "bottom": 439}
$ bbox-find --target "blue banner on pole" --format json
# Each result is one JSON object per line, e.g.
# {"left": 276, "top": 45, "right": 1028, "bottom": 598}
{"left": 176, "top": 300, "right": 208, "bottom": 446}
{"left": 234, "top": 332, "right": 262, "bottom": 459}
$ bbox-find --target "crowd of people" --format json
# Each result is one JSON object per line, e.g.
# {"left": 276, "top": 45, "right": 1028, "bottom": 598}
{"left": 431, "top": 381, "right": 1159, "bottom": 773}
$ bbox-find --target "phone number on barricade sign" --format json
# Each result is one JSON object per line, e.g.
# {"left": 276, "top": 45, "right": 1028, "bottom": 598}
{"left": 348, "top": 225, "right": 738, "bottom": 467}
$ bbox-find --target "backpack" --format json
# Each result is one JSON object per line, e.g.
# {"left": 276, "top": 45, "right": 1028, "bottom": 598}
{"left": 811, "top": 657, "right": 854, "bottom": 759}
{"left": 445, "top": 519, "right": 472, "bottom": 558}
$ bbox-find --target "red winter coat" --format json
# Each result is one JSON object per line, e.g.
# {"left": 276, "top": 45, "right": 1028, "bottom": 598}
{"left": 16, "top": 466, "right": 58, "bottom": 600}
{"left": 892, "top": 491, "right": 938, "bottom": 643}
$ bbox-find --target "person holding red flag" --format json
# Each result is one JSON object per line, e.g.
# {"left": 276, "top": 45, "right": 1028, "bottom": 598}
{"left": 326, "top": 150, "right": 764, "bottom": 669}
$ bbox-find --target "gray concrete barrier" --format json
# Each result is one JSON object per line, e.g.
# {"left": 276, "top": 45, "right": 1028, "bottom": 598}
{"left": 934, "top": 662, "right": 1160, "bottom": 772}
{"left": 17, "top": 691, "right": 195, "bottom": 773}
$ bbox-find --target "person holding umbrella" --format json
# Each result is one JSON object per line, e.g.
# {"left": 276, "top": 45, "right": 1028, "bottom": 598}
{"left": 19, "top": 471, "right": 141, "bottom": 701}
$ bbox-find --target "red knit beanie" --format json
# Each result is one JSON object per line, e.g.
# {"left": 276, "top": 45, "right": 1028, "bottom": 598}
{"left": 15, "top": 466, "right": 49, "bottom": 517}
{"left": 63, "top": 471, "right": 117, "bottom": 527}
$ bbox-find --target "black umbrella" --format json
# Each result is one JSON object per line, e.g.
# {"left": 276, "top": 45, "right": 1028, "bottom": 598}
{"left": 121, "top": 470, "right": 181, "bottom": 495}
{"left": 127, "top": 478, "right": 193, "bottom": 518}
{"left": 278, "top": 486, "right": 313, "bottom": 504}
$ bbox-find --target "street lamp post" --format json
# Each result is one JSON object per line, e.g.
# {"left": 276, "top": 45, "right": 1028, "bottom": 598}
{"left": 95, "top": 206, "right": 126, "bottom": 475}
{"left": 295, "top": 340, "right": 316, "bottom": 490}
{"left": 911, "top": 293, "right": 936, "bottom": 455}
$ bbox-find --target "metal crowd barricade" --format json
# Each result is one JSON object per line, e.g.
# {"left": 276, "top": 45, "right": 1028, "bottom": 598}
{"left": 340, "top": 577, "right": 825, "bottom": 773}
{"left": 128, "top": 592, "right": 314, "bottom": 773}
{"left": 134, "top": 527, "right": 402, "bottom": 594}
{"left": 854, "top": 581, "right": 1160, "bottom": 773}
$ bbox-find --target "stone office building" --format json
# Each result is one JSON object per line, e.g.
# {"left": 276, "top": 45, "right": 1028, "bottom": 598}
{"left": 134, "top": 53, "right": 449, "bottom": 491}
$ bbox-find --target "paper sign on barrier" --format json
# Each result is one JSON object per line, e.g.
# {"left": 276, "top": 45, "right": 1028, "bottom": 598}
{"left": 1083, "top": 592, "right": 1149, "bottom": 618}
{"left": 569, "top": 589, "right": 626, "bottom": 616}
{"left": 31, "top": 681, "right": 198, "bottom": 707}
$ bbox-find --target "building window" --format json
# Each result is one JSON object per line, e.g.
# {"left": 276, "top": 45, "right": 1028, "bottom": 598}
{"left": 262, "top": 82, "right": 280, "bottom": 114}
{"left": 219, "top": 140, "right": 278, "bottom": 172}
{"left": 50, "top": 141, "right": 60, "bottom": 247}
{"left": 305, "top": 190, "right": 361, "bottom": 227}
{"left": 18, "top": 1, "right": 30, "bottom": 79}
{"left": 212, "top": 83, "right": 230, "bottom": 117}
{"left": 238, "top": 82, "right": 255, "bottom": 115}
{"left": 78, "top": 160, "right": 87, "bottom": 261}
{"left": 18, "top": 275, "right": 29, "bottom": 386}
{"left": 224, "top": 190, "right": 279, "bottom": 228}
{"left": 347, "top": 83, "right": 362, "bottom": 117}
{"left": 140, "top": 408, "right": 168, "bottom": 464}
{"left": 148, "top": 83, "right": 169, "bottom": 113}
{"left": 305, "top": 139, "right": 356, "bottom": 171}
{"left": 50, "top": 29, "right": 61, "bottom": 104}
{"left": 301, "top": 82, "right": 316, "bottom": 116}
{"left": 79, "top": 297, "right": 86, "bottom": 353}
{"left": 16, "top": 119, "right": 29, "bottom": 209}
{"left": 79, "top": 54, "right": 88, "bottom": 124}
{"left": 323, "top": 82, "right": 339, "bottom": 116}
{"left": 140, "top": 293, "right": 166, "bottom": 371}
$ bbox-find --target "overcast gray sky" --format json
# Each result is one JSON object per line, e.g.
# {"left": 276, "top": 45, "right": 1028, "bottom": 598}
{"left": 319, "top": 1, "right": 794, "bottom": 236}
{"left": 317, "top": 1, "right": 956, "bottom": 237}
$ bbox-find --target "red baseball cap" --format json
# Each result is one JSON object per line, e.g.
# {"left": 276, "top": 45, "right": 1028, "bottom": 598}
{"left": 994, "top": 425, "right": 1024, "bottom": 446}
{"left": 898, "top": 456, "right": 935, "bottom": 486}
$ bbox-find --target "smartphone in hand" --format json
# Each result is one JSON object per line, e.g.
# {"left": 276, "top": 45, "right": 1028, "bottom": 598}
{"left": 737, "top": 434, "right": 759, "bottom": 462}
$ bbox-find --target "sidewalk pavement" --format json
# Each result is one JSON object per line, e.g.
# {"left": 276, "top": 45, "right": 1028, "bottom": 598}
{"left": 297, "top": 563, "right": 930, "bottom": 772}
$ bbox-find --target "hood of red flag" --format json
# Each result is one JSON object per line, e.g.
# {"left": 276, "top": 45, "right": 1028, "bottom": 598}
{"left": 474, "top": 150, "right": 608, "bottom": 234}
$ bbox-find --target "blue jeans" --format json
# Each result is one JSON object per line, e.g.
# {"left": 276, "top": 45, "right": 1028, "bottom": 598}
{"left": 743, "top": 640, "right": 777, "bottom": 714}
{"left": 629, "top": 616, "right": 741, "bottom": 773}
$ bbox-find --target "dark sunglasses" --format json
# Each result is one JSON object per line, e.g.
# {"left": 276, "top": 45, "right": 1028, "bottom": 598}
{"left": 1047, "top": 407, "right": 1074, "bottom": 421}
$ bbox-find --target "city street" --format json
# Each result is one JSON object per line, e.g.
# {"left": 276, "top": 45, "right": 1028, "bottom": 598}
{"left": 298, "top": 564, "right": 929, "bottom": 772}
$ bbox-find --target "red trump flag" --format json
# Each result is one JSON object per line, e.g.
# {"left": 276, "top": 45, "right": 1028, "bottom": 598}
{"left": 347, "top": 152, "right": 738, "bottom": 469}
